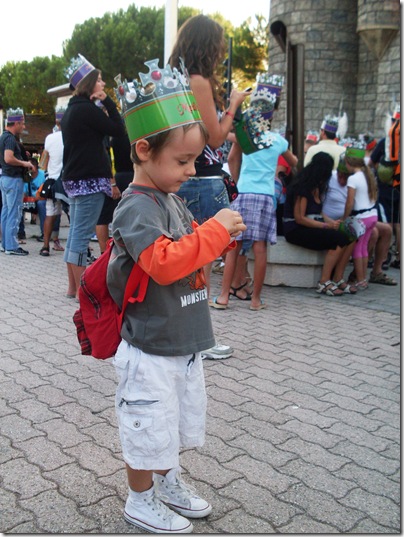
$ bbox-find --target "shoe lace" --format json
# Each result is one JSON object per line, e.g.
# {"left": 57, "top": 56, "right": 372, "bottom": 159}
{"left": 164, "top": 476, "right": 197, "bottom": 503}
{"left": 145, "top": 494, "right": 176, "bottom": 522}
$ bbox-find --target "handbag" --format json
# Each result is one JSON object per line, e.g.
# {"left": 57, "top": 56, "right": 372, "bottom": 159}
{"left": 39, "top": 178, "right": 56, "bottom": 199}
{"left": 338, "top": 216, "right": 366, "bottom": 242}
{"left": 222, "top": 172, "right": 239, "bottom": 202}
{"left": 377, "top": 161, "right": 396, "bottom": 186}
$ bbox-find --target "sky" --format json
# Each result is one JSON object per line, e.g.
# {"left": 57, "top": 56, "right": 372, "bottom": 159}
{"left": 1, "top": 0, "right": 270, "bottom": 68}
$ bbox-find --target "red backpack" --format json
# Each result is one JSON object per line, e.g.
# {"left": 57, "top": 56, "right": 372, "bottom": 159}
{"left": 73, "top": 238, "right": 149, "bottom": 360}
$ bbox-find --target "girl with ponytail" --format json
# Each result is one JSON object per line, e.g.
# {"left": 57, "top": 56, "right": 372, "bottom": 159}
{"left": 343, "top": 146, "right": 378, "bottom": 290}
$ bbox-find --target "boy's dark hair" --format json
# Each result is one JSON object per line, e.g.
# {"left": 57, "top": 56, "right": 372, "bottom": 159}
{"left": 131, "top": 123, "right": 209, "bottom": 164}
{"left": 29, "top": 157, "right": 38, "bottom": 168}
{"left": 74, "top": 69, "right": 101, "bottom": 98}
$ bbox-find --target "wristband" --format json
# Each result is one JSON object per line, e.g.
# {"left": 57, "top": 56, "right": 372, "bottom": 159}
{"left": 225, "top": 110, "right": 235, "bottom": 119}
{"left": 111, "top": 183, "right": 117, "bottom": 187}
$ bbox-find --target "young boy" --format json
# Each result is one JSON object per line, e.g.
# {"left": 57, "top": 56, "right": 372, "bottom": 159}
{"left": 108, "top": 65, "right": 246, "bottom": 533}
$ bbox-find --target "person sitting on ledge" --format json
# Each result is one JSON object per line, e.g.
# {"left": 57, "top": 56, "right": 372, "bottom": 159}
{"left": 283, "top": 152, "right": 354, "bottom": 296}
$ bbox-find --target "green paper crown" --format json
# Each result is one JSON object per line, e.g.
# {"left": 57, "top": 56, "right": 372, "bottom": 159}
{"left": 115, "top": 59, "right": 202, "bottom": 144}
{"left": 345, "top": 142, "right": 366, "bottom": 159}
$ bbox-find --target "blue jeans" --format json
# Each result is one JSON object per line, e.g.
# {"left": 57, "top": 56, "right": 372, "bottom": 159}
{"left": 63, "top": 192, "right": 105, "bottom": 266}
{"left": 0, "top": 175, "right": 24, "bottom": 251}
{"left": 177, "top": 176, "right": 229, "bottom": 224}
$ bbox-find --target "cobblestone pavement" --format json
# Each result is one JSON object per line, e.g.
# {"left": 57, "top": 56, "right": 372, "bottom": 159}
{"left": 0, "top": 224, "right": 400, "bottom": 533}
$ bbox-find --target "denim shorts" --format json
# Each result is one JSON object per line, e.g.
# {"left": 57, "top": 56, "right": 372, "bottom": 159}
{"left": 177, "top": 176, "right": 229, "bottom": 224}
{"left": 113, "top": 341, "right": 207, "bottom": 470}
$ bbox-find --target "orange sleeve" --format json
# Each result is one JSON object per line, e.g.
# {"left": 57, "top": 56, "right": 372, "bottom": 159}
{"left": 138, "top": 218, "right": 236, "bottom": 285}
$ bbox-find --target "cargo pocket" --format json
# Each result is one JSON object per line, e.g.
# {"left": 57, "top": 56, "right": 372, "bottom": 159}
{"left": 118, "top": 398, "right": 171, "bottom": 458}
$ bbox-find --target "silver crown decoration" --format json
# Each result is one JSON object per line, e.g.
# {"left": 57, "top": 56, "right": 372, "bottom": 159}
{"left": 338, "top": 137, "right": 356, "bottom": 147}
{"left": 115, "top": 58, "right": 191, "bottom": 111}
{"left": 114, "top": 58, "right": 201, "bottom": 144}
{"left": 64, "top": 54, "right": 95, "bottom": 88}
{"left": 6, "top": 107, "right": 24, "bottom": 122}
{"left": 250, "top": 73, "right": 285, "bottom": 116}
{"left": 321, "top": 115, "right": 340, "bottom": 133}
{"left": 339, "top": 138, "right": 366, "bottom": 159}
{"left": 64, "top": 54, "right": 87, "bottom": 80}
{"left": 234, "top": 73, "right": 284, "bottom": 155}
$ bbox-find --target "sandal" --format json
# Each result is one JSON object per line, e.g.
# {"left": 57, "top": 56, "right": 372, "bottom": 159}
{"left": 229, "top": 282, "right": 252, "bottom": 301}
{"left": 390, "top": 259, "right": 400, "bottom": 269}
{"left": 52, "top": 239, "right": 65, "bottom": 251}
{"left": 316, "top": 280, "right": 344, "bottom": 296}
{"left": 250, "top": 301, "right": 267, "bottom": 311}
{"left": 335, "top": 279, "right": 357, "bottom": 294}
{"left": 369, "top": 272, "right": 397, "bottom": 286}
{"left": 209, "top": 296, "right": 228, "bottom": 310}
{"left": 356, "top": 279, "right": 368, "bottom": 290}
{"left": 39, "top": 247, "right": 50, "bottom": 257}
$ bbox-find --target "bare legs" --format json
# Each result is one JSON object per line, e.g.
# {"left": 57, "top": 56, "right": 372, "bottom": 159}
{"left": 371, "top": 222, "right": 392, "bottom": 275}
{"left": 250, "top": 240, "right": 267, "bottom": 309}
{"left": 213, "top": 244, "right": 241, "bottom": 306}
{"left": 43, "top": 215, "right": 57, "bottom": 251}
{"left": 214, "top": 240, "right": 267, "bottom": 308}
{"left": 66, "top": 262, "right": 86, "bottom": 299}
{"left": 95, "top": 224, "right": 110, "bottom": 255}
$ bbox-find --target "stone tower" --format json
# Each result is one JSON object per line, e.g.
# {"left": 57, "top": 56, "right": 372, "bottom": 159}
{"left": 268, "top": 0, "right": 400, "bottom": 156}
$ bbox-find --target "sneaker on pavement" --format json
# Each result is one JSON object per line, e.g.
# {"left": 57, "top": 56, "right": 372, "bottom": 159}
{"left": 154, "top": 467, "right": 212, "bottom": 519}
{"left": 0, "top": 246, "right": 5, "bottom": 253}
{"left": 124, "top": 486, "right": 193, "bottom": 534}
{"left": 201, "top": 343, "right": 233, "bottom": 360}
{"left": 5, "top": 247, "right": 29, "bottom": 256}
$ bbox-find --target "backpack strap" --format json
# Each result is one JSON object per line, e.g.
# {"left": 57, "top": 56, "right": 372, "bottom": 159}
{"left": 113, "top": 188, "right": 159, "bottom": 329}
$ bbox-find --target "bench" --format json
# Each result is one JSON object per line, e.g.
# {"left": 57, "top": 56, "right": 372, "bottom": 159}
{"left": 247, "top": 236, "right": 327, "bottom": 288}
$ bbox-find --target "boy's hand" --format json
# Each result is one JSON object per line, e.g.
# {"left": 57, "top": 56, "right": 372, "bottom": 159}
{"left": 213, "top": 209, "right": 247, "bottom": 238}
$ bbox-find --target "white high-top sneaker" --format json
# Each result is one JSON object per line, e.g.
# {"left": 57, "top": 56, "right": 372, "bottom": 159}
{"left": 124, "top": 485, "right": 193, "bottom": 533}
{"left": 154, "top": 467, "right": 212, "bottom": 518}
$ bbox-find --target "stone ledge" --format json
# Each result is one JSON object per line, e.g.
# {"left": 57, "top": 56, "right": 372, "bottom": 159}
{"left": 248, "top": 236, "right": 326, "bottom": 288}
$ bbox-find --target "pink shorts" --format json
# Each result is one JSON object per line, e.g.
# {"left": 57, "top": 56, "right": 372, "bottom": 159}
{"left": 113, "top": 341, "right": 207, "bottom": 470}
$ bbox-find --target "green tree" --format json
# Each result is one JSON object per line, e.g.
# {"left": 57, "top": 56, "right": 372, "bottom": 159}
{"left": 231, "top": 15, "right": 269, "bottom": 90}
{"left": 63, "top": 6, "right": 167, "bottom": 85}
{"left": 0, "top": 56, "right": 65, "bottom": 114}
{"left": 0, "top": 6, "right": 269, "bottom": 117}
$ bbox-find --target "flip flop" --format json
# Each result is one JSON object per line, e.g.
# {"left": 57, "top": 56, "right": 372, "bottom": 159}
{"left": 249, "top": 301, "right": 267, "bottom": 311}
{"left": 229, "top": 283, "right": 252, "bottom": 301}
{"left": 209, "top": 296, "right": 228, "bottom": 310}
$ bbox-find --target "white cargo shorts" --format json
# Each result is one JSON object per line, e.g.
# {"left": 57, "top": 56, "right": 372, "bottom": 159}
{"left": 113, "top": 340, "right": 207, "bottom": 470}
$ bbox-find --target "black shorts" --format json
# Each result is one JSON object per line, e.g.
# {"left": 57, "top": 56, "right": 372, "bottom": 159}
{"left": 284, "top": 226, "right": 351, "bottom": 250}
{"left": 97, "top": 195, "right": 119, "bottom": 226}
{"left": 377, "top": 183, "right": 400, "bottom": 224}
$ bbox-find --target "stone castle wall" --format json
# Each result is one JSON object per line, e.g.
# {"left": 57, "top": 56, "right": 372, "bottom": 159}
{"left": 268, "top": 0, "right": 400, "bottom": 141}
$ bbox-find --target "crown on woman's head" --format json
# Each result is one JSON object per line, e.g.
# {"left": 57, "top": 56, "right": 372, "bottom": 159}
{"left": 115, "top": 58, "right": 202, "bottom": 144}
{"left": 234, "top": 73, "right": 284, "bottom": 155}
{"left": 6, "top": 107, "right": 24, "bottom": 123}
{"left": 65, "top": 54, "right": 96, "bottom": 89}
